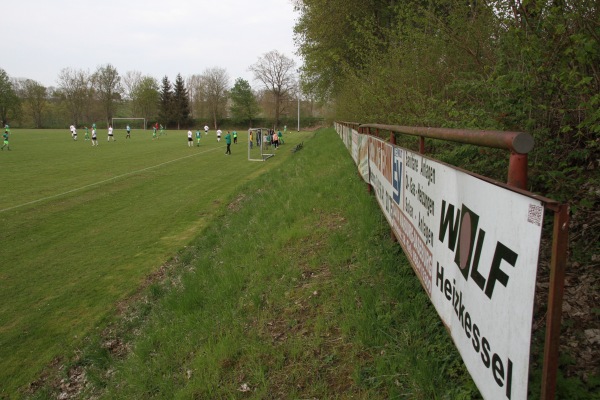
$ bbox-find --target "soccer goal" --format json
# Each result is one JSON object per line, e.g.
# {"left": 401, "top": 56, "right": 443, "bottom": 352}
{"left": 111, "top": 118, "right": 146, "bottom": 130}
{"left": 247, "top": 128, "right": 275, "bottom": 162}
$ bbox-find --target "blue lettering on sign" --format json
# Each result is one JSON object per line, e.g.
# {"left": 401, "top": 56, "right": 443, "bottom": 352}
{"left": 393, "top": 147, "right": 403, "bottom": 204}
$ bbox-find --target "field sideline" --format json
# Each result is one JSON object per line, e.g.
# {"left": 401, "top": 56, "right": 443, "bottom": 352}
{"left": 51, "top": 128, "right": 478, "bottom": 399}
{"left": 0, "top": 128, "right": 311, "bottom": 395}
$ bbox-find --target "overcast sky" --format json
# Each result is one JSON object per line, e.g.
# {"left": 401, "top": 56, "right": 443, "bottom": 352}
{"left": 4, "top": 0, "right": 300, "bottom": 89}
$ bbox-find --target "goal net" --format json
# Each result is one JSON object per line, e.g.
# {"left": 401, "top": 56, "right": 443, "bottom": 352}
{"left": 247, "top": 128, "right": 275, "bottom": 162}
{"left": 111, "top": 118, "right": 146, "bottom": 130}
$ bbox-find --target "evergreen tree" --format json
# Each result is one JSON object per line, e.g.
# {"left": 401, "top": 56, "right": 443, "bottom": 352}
{"left": 173, "top": 73, "right": 190, "bottom": 129}
{"left": 229, "top": 78, "right": 260, "bottom": 126}
{"left": 159, "top": 76, "right": 174, "bottom": 127}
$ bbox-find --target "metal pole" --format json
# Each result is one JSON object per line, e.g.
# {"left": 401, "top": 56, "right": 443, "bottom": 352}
{"left": 508, "top": 152, "right": 528, "bottom": 190}
{"left": 297, "top": 91, "right": 300, "bottom": 132}
{"left": 541, "top": 204, "right": 569, "bottom": 400}
{"left": 359, "top": 124, "right": 534, "bottom": 154}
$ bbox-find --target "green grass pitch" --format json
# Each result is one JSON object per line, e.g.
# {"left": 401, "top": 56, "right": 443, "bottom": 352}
{"left": 0, "top": 127, "right": 308, "bottom": 395}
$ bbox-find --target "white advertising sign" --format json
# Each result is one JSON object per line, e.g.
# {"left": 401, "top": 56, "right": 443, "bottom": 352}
{"left": 355, "top": 129, "right": 370, "bottom": 183}
{"left": 355, "top": 131, "right": 545, "bottom": 400}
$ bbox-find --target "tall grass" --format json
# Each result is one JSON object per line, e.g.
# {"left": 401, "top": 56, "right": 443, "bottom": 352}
{"left": 53, "top": 128, "right": 477, "bottom": 399}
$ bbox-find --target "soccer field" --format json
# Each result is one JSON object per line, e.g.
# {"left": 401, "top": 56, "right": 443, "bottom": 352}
{"left": 0, "top": 128, "right": 310, "bottom": 395}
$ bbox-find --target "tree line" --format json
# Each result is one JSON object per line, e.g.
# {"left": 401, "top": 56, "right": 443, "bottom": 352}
{"left": 293, "top": 0, "right": 599, "bottom": 225}
{"left": 293, "top": 0, "right": 598, "bottom": 396}
{"left": 0, "top": 50, "right": 319, "bottom": 130}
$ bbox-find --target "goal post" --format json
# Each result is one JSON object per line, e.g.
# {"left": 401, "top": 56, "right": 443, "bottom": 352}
{"left": 111, "top": 118, "right": 146, "bottom": 130}
{"left": 247, "top": 128, "right": 275, "bottom": 162}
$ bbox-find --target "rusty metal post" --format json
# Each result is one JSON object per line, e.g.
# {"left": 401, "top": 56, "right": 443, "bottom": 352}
{"left": 508, "top": 152, "right": 528, "bottom": 190}
{"left": 419, "top": 137, "right": 425, "bottom": 154}
{"left": 541, "top": 204, "right": 569, "bottom": 400}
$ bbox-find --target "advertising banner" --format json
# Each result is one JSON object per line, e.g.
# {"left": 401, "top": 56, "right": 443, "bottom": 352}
{"left": 347, "top": 129, "right": 545, "bottom": 400}
{"left": 355, "top": 129, "right": 370, "bottom": 183}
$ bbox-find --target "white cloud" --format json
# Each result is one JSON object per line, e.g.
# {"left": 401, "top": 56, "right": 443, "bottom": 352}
{"left": 3, "top": 0, "right": 300, "bottom": 88}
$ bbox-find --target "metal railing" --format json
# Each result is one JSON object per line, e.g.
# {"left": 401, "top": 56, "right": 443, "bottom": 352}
{"left": 336, "top": 121, "right": 568, "bottom": 400}
{"left": 357, "top": 123, "right": 533, "bottom": 190}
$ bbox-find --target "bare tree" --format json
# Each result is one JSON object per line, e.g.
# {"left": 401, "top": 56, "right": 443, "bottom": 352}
{"left": 57, "top": 67, "right": 91, "bottom": 126}
{"left": 92, "top": 64, "right": 122, "bottom": 125}
{"left": 201, "top": 67, "right": 229, "bottom": 129}
{"left": 122, "top": 70, "right": 142, "bottom": 101}
{"left": 249, "top": 50, "right": 296, "bottom": 127}
{"left": 186, "top": 74, "right": 204, "bottom": 120}
{"left": 0, "top": 75, "right": 23, "bottom": 127}
{"left": 0, "top": 70, "right": 20, "bottom": 126}
{"left": 16, "top": 79, "right": 47, "bottom": 128}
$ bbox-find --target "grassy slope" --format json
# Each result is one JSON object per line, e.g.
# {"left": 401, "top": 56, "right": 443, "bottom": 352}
{"left": 65, "top": 128, "right": 478, "bottom": 399}
{"left": 0, "top": 128, "right": 308, "bottom": 397}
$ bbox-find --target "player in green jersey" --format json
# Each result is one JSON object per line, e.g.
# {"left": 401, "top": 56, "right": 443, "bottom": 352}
{"left": 225, "top": 131, "right": 232, "bottom": 155}
{"left": 1, "top": 131, "right": 10, "bottom": 150}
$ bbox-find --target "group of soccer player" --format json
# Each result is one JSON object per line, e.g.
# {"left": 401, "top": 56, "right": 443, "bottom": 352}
{"left": 69, "top": 123, "right": 121, "bottom": 146}
{"left": 0, "top": 122, "right": 275, "bottom": 153}
{"left": 151, "top": 122, "right": 167, "bottom": 140}
{"left": 185, "top": 125, "right": 239, "bottom": 154}
{"left": 69, "top": 123, "right": 97, "bottom": 145}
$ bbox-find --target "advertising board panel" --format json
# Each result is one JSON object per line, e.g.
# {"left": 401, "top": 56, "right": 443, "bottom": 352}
{"left": 339, "top": 124, "right": 545, "bottom": 400}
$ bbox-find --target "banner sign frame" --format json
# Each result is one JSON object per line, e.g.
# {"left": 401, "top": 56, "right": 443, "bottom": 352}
{"left": 336, "top": 123, "right": 548, "bottom": 400}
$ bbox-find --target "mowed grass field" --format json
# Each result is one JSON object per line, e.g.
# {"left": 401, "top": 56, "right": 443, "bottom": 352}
{"left": 68, "top": 128, "right": 477, "bottom": 399}
{"left": 0, "top": 127, "right": 310, "bottom": 395}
